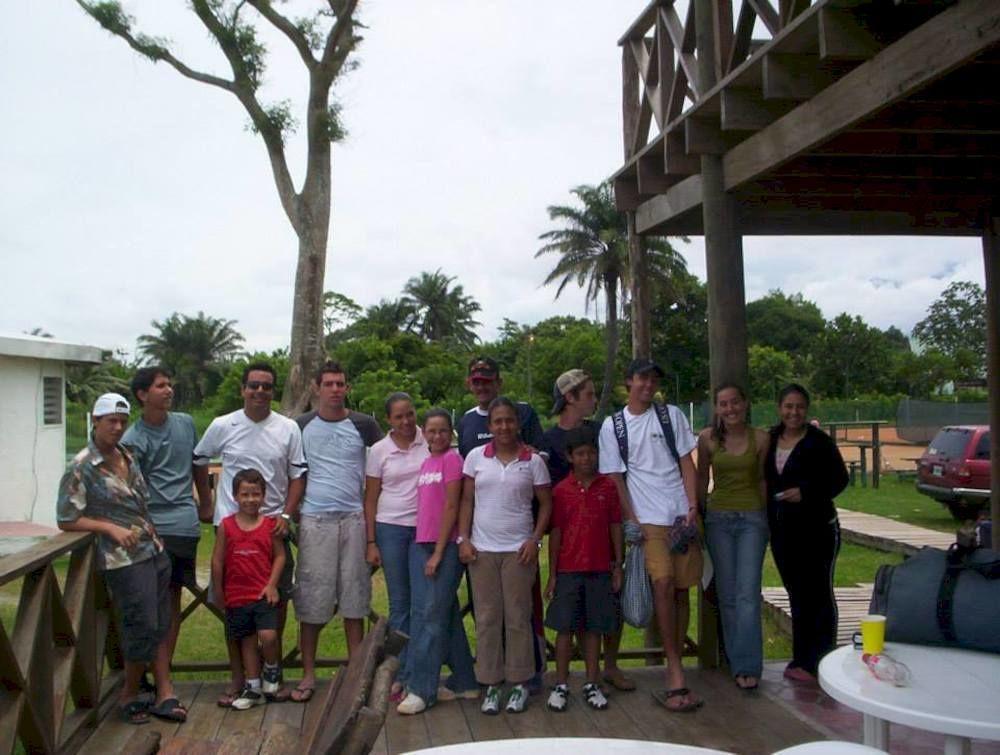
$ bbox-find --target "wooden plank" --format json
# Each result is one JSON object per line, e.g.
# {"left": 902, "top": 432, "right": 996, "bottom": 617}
{"left": 382, "top": 707, "right": 429, "bottom": 753}
{"left": 726, "top": 0, "right": 1000, "bottom": 190}
{"left": 747, "top": 0, "right": 781, "bottom": 36}
{"left": 637, "top": 152, "right": 672, "bottom": 194}
{"left": 685, "top": 116, "right": 743, "bottom": 154}
{"left": 661, "top": 5, "right": 701, "bottom": 96}
{"left": 664, "top": 128, "right": 700, "bottom": 176}
{"left": 259, "top": 722, "right": 301, "bottom": 755}
{"left": 818, "top": 6, "right": 882, "bottom": 62}
{"left": 459, "top": 696, "right": 513, "bottom": 744}
{"left": 0, "top": 532, "right": 89, "bottom": 587}
{"left": 216, "top": 731, "right": 263, "bottom": 755}
{"left": 119, "top": 728, "right": 162, "bottom": 755}
{"left": 422, "top": 698, "right": 471, "bottom": 748}
{"left": 181, "top": 681, "right": 227, "bottom": 743}
{"left": 504, "top": 691, "right": 557, "bottom": 740}
{"left": 158, "top": 734, "right": 222, "bottom": 755}
{"left": 721, "top": 88, "right": 795, "bottom": 131}
{"left": 836, "top": 508, "right": 955, "bottom": 555}
{"left": 215, "top": 697, "right": 267, "bottom": 739}
{"left": 728, "top": 1, "right": 758, "bottom": 75}
{"left": 634, "top": 174, "right": 703, "bottom": 233}
{"left": 762, "top": 53, "right": 835, "bottom": 100}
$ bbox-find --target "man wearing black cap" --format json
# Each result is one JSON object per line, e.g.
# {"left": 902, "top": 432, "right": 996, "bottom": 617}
{"left": 598, "top": 358, "right": 704, "bottom": 712}
{"left": 544, "top": 369, "right": 635, "bottom": 693}
{"left": 456, "top": 356, "right": 545, "bottom": 458}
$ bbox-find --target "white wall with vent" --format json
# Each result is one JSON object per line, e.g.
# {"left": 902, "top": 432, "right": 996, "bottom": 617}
{"left": 0, "top": 335, "right": 103, "bottom": 525}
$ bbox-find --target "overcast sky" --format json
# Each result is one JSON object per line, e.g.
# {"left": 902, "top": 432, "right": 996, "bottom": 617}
{"left": 0, "top": 1, "right": 986, "bottom": 357}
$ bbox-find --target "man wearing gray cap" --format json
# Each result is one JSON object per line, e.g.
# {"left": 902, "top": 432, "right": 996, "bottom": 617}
{"left": 543, "top": 368, "right": 634, "bottom": 692}
{"left": 57, "top": 393, "right": 183, "bottom": 725}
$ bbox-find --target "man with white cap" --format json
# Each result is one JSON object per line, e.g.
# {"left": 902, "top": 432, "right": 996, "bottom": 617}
{"left": 57, "top": 393, "right": 183, "bottom": 725}
{"left": 543, "top": 369, "right": 634, "bottom": 693}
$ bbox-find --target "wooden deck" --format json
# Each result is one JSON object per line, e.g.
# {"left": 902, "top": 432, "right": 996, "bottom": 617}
{"left": 762, "top": 585, "right": 873, "bottom": 648}
{"left": 836, "top": 507, "right": 955, "bottom": 556}
{"left": 78, "top": 668, "right": 826, "bottom": 754}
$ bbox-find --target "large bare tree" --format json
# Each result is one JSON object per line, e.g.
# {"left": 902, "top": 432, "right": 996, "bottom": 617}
{"left": 76, "top": 0, "right": 361, "bottom": 412}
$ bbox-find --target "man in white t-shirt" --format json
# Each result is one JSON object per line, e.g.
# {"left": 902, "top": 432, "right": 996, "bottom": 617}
{"left": 194, "top": 362, "right": 307, "bottom": 706}
{"left": 598, "top": 358, "right": 704, "bottom": 712}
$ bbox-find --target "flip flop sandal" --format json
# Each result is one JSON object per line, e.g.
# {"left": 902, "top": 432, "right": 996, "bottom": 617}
{"left": 119, "top": 700, "right": 151, "bottom": 725}
{"left": 291, "top": 686, "right": 315, "bottom": 703}
{"left": 735, "top": 676, "right": 759, "bottom": 691}
{"left": 652, "top": 687, "right": 703, "bottom": 713}
{"left": 150, "top": 697, "right": 188, "bottom": 722}
{"left": 217, "top": 689, "right": 241, "bottom": 708}
{"left": 266, "top": 687, "right": 292, "bottom": 703}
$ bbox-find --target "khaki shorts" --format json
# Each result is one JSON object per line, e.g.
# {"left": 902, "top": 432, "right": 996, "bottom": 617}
{"left": 641, "top": 524, "right": 704, "bottom": 589}
{"left": 295, "top": 510, "right": 371, "bottom": 623}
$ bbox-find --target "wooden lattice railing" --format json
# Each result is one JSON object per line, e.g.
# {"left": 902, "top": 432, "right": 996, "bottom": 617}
{"left": 0, "top": 532, "right": 122, "bottom": 755}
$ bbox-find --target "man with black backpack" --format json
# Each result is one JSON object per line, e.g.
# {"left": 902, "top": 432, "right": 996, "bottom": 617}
{"left": 598, "top": 358, "right": 704, "bottom": 712}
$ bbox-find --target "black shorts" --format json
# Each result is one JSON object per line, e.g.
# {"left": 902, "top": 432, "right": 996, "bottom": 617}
{"left": 226, "top": 599, "right": 279, "bottom": 641}
{"left": 544, "top": 572, "right": 621, "bottom": 634}
{"left": 160, "top": 535, "right": 198, "bottom": 588}
{"left": 104, "top": 551, "right": 172, "bottom": 662}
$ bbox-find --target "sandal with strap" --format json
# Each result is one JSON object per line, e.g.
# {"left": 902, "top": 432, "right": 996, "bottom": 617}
{"left": 654, "top": 687, "right": 704, "bottom": 713}
{"left": 119, "top": 700, "right": 150, "bottom": 725}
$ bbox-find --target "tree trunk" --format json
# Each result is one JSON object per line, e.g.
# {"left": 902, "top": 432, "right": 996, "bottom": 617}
{"left": 599, "top": 276, "right": 620, "bottom": 417}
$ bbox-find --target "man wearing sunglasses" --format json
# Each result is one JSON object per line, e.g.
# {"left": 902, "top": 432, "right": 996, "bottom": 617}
{"left": 194, "top": 361, "right": 307, "bottom": 706}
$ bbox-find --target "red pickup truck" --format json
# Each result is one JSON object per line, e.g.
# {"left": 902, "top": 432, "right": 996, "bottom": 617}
{"left": 916, "top": 425, "right": 991, "bottom": 520}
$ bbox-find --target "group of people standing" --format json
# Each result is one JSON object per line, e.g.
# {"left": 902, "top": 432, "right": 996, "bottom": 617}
{"left": 56, "top": 352, "right": 847, "bottom": 725}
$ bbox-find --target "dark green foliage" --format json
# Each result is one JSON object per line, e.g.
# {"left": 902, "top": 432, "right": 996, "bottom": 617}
{"left": 137, "top": 311, "right": 245, "bottom": 410}
{"left": 746, "top": 290, "right": 825, "bottom": 369}
{"left": 400, "top": 269, "right": 482, "bottom": 349}
{"left": 205, "top": 350, "right": 290, "bottom": 416}
{"left": 649, "top": 272, "right": 709, "bottom": 403}
{"left": 912, "top": 281, "right": 986, "bottom": 380}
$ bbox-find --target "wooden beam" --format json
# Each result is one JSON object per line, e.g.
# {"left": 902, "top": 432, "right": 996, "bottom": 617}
{"left": 810, "top": 131, "right": 1000, "bottom": 158}
{"left": 818, "top": 6, "right": 883, "bottom": 62}
{"left": 619, "top": 0, "right": 665, "bottom": 45}
{"left": 637, "top": 153, "right": 673, "bottom": 194}
{"left": 712, "top": 0, "right": 735, "bottom": 84}
{"left": 661, "top": 5, "right": 702, "bottom": 97}
{"left": 623, "top": 45, "right": 640, "bottom": 160}
{"left": 725, "top": 0, "right": 1000, "bottom": 190}
{"left": 762, "top": 53, "right": 835, "bottom": 100}
{"left": 634, "top": 174, "right": 703, "bottom": 234}
{"left": 984, "top": 216, "right": 1000, "bottom": 549}
{"left": 747, "top": 0, "right": 781, "bottom": 36}
{"left": 665, "top": 128, "right": 702, "bottom": 176}
{"left": 728, "top": 1, "right": 758, "bottom": 75}
{"left": 770, "top": 154, "right": 1000, "bottom": 181}
{"left": 614, "top": 175, "right": 643, "bottom": 212}
{"left": 740, "top": 175, "right": 998, "bottom": 198}
{"left": 685, "top": 116, "right": 742, "bottom": 154}
{"left": 720, "top": 88, "right": 794, "bottom": 131}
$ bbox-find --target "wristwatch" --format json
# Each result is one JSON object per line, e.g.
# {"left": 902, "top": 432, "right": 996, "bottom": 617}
{"left": 279, "top": 512, "right": 292, "bottom": 523}
{"left": 456, "top": 535, "right": 465, "bottom": 545}
{"left": 535, "top": 539, "right": 543, "bottom": 549}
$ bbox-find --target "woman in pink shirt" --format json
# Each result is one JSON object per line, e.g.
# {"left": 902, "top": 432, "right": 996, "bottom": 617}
{"left": 364, "top": 392, "right": 429, "bottom": 700}
{"left": 396, "top": 409, "right": 478, "bottom": 714}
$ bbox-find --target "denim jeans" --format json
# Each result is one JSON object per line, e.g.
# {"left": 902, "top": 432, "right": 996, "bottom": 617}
{"left": 407, "top": 542, "right": 478, "bottom": 703}
{"left": 705, "top": 508, "right": 769, "bottom": 677}
{"left": 375, "top": 522, "right": 417, "bottom": 683}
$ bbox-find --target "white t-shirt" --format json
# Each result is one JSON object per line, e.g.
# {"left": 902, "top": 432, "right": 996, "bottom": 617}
{"left": 365, "top": 429, "right": 429, "bottom": 527}
{"left": 462, "top": 444, "right": 550, "bottom": 552}
{"left": 598, "top": 404, "right": 696, "bottom": 526}
{"left": 194, "top": 409, "right": 307, "bottom": 524}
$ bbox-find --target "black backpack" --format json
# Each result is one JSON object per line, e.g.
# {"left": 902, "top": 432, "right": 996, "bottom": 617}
{"left": 611, "top": 402, "right": 681, "bottom": 470}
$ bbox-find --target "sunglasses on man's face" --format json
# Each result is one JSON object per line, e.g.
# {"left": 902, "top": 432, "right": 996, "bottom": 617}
{"left": 245, "top": 381, "right": 274, "bottom": 392}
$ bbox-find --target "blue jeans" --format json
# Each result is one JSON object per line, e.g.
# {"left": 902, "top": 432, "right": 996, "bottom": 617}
{"left": 705, "top": 508, "right": 769, "bottom": 677}
{"left": 375, "top": 522, "right": 417, "bottom": 683}
{"left": 407, "top": 542, "right": 477, "bottom": 703}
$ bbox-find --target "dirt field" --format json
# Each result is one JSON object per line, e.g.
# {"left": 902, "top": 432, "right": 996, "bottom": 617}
{"left": 821, "top": 426, "right": 924, "bottom": 472}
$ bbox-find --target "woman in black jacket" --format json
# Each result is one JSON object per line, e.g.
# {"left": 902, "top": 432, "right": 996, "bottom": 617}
{"left": 765, "top": 384, "right": 848, "bottom": 682}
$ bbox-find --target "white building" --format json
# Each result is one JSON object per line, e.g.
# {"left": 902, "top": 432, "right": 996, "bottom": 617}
{"left": 0, "top": 334, "right": 103, "bottom": 525}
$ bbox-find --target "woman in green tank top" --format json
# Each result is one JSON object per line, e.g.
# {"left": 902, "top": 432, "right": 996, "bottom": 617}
{"left": 696, "top": 384, "right": 769, "bottom": 690}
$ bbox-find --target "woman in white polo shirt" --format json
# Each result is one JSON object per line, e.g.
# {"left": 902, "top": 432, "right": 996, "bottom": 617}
{"left": 458, "top": 397, "right": 552, "bottom": 716}
{"left": 364, "top": 392, "right": 429, "bottom": 700}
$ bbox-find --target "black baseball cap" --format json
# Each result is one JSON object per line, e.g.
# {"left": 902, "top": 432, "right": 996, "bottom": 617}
{"left": 625, "top": 358, "right": 665, "bottom": 379}
{"left": 467, "top": 356, "right": 500, "bottom": 379}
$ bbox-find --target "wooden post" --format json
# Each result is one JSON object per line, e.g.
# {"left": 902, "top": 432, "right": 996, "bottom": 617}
{"left": 628, "top": 212, "right": 651, "bottom": 359}
{"left": 983, "top": 216, "right": 1000, "bottom": 550}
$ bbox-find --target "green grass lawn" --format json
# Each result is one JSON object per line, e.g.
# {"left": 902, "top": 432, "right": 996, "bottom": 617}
{"left": 4, "top": 481, "right": 925, "bottom": 681}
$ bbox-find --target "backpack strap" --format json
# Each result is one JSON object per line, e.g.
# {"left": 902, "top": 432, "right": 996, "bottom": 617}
{"left": 654, "top": 403, "right": 681, "bottom": 466}
{"left": 612, "top": 410, "right": 629, "bottom": 472}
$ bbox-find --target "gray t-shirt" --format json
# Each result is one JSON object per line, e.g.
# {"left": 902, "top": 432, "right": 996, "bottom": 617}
{"left": 122, "top": 412, "right": 200, "bottom": 539}
{"left": 297, "top": 411, "right": 383, "bottom": 514}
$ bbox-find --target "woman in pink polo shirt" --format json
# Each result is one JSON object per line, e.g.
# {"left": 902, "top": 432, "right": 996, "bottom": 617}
{"left": 364, "top": 392, "right": 429, "bottom": 700}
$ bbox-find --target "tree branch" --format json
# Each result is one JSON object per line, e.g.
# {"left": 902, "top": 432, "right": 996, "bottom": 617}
{"left": 320, "top": 0, "right": 360, "bottom": 73}
{"left": 247, "top": 0, "right": 317, "bottom": 70}
{"left": 76, "top": 0, "right": 234, "bottom": 93}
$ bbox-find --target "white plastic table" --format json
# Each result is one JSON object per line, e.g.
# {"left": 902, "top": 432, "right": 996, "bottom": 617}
{"left": 818, "top": 642, "right": 1000, "bottom": 755}
{"left": 404, "top": 739, "right": 732, "bottom": 754}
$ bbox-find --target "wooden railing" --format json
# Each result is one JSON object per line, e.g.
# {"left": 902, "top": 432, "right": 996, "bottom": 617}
{"left": 0, "top": 532, "right": 121, "bottom": 755}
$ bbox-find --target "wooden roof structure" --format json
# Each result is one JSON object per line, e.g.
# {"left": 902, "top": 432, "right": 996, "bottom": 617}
{"left": 613, "top": 0, "right": 1000, "bottom": 236}
{"left": 611, "top": 0, "right": 1000, "bottom": 552}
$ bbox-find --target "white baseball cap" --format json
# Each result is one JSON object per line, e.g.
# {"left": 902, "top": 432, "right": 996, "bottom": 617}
{"left": 92, "top": 392, "right": 131, "bottom": 418}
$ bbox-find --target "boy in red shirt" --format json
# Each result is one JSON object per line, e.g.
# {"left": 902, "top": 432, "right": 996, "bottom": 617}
{"left": 544, "top": 426, "right": 624, "bottom": 711}
{"left": 211, "top": 469, "right": 286, "bottom": 710}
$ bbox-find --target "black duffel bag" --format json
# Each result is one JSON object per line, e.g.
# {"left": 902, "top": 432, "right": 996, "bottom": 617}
{"left": 869, "top": 544, "right": 1000, "bottom": 654}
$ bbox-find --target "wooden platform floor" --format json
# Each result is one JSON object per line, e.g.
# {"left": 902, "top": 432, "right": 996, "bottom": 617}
{"left": 836, "top": 507, "right": 955, "bottom": 556}
{"left": 762, "top": 585, "right": 873, "bottom": 647}
{"left": 78, "top": 669, "right": 824, "bottom": 754}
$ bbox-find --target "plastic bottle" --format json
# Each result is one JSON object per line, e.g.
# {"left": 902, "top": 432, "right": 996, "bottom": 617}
{"left": 862, "top": 653, "right": 913, "bottom": 687}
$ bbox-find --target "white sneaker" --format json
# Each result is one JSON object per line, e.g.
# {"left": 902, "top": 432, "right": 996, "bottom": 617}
{"left": 396, "top": 692, "right": 427, "bottom": 715}
{"left": 230, "top": 684, "right": 265, "bottom": 710}
{"left": 583, "top": 682, "right": 608, "bottom": 710}
{"left": 546, "top": 684, "right": 569, "bottom": 712}
{"left": 505, "top": 684, "right": 528, "bottom": 714}
{"left": 481, "top": 685, "right": 502, "bottom": 715}
{"left": 438, "top": 686, "right": 480, "bottom": 701}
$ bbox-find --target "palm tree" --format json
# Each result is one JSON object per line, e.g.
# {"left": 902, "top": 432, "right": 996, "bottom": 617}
{"left": 137, "top": 312, "right": 245, "bottom": 409}
{"left": 536, "top": 182, "right": 687, "bottom": 414}
{"left": 401, "top": 269, "right": 482, "bottom": 350}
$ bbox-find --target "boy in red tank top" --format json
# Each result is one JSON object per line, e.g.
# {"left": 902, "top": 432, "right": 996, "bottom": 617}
{"left": 211, "top": 469, "right": 286, "bottom": 710}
